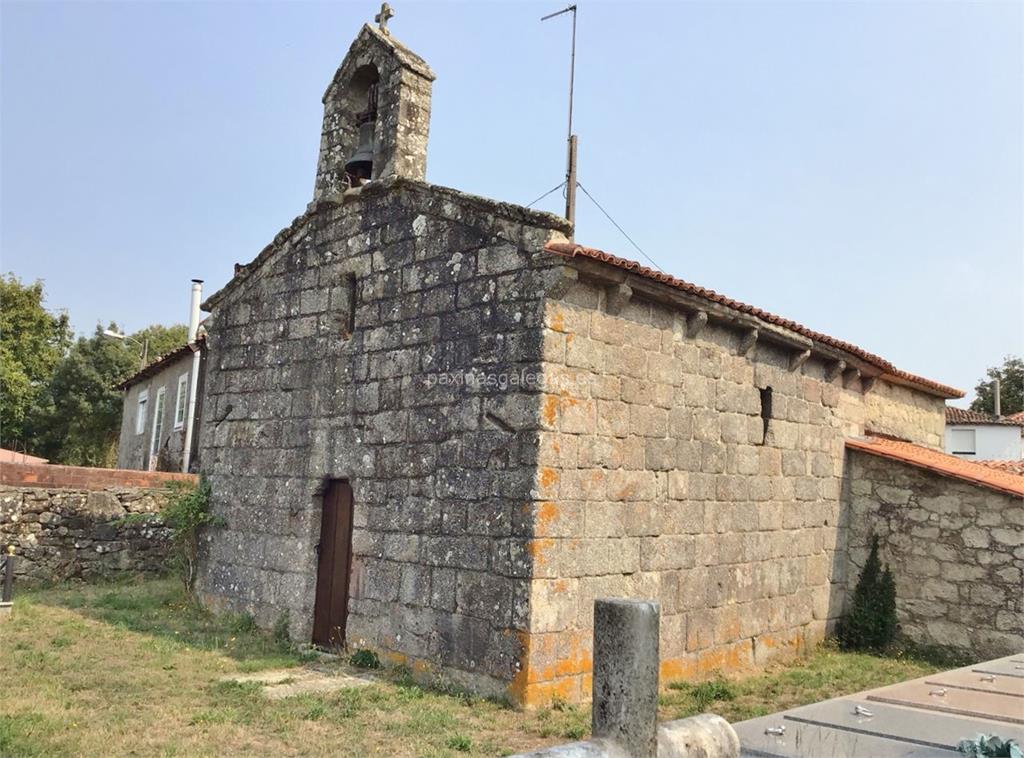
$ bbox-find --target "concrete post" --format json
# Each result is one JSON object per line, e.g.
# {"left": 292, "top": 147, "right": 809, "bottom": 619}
{"left": 592, "top": 599, "right": 660, "bottom": 758}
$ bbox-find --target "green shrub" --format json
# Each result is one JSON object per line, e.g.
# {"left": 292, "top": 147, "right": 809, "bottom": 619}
{"left": 162, "top": 477, "right": 221, "bottom": 595}
{"left": 349, "top": 648, "right": 381, "bottom": 669}
{"left": 838, "top": 535, "right": 898, "bottom": 652}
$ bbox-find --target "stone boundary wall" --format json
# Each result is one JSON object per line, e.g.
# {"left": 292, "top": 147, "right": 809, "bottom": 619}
{"left": 846, "top": 450, "right": 1024, "bottom": 657}
{"left": 0, "top": 462, "right": 196, "bottom": 490}
{"left": 0, "top": 481, "right": 184, "bottom": 582}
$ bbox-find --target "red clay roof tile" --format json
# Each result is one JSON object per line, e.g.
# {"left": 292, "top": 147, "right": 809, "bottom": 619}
{"left": 946, "top": 407, "right": 1024, "bottom": 426}
{"left": 846, "top": 436, "right": 1024, "bottom": 497}
{"left": 976, "top": 459, "right": 1024, "bottom": 476}
{"left": 545, "top": 241, "right": 964, "bottom": 399}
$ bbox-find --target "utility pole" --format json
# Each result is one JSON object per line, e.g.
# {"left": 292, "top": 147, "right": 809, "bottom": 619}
{"left": 542, "top": 4, "right": 578, "bottom": 237}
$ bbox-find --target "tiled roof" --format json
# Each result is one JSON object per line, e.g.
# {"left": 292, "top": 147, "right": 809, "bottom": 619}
{"left": 545, "top": 242, "right": 964, "bottom": 399}
{"left": 846, "top": 436, "right": 1024, "bottom": 497}
{"left": 976, "top": 459, "right": 1024, "bottom": 476}
{"left": 115, "top": 336, "right": 204, "bottom": 390}
{"left": 945, "top": 407, "right": 1024, "bottom": 426}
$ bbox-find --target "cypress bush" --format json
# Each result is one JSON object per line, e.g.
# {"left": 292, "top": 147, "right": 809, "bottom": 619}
{"left": 838, "top": 535, "right": 899, "bottom": 652}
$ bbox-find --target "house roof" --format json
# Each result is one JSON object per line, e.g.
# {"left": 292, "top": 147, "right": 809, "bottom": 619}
{"left": 115, "top": 337, "right": 203, "bottom": 390}
{"left": 846, "top": 436, "right": 1024, "bottom": 497}
{"left": 945, "top": 407, "right": 1024, "bottom": 426}
{"left": 546, "top": 242, "right": 964, "bottom": 399}
{"left": 976, "top": 459, "right": 1024, "bottom": 476}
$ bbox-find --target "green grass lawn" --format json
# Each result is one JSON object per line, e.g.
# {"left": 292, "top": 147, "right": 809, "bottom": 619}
{"left": 0, "top": 577, "right": 947, "bottom": 757}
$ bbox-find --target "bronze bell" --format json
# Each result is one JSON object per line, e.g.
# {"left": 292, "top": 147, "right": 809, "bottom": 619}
{"left": 345, "top": 120, "right": 375, "bottom": 180}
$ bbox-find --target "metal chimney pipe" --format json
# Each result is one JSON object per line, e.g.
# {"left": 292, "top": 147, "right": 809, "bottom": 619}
{"left": 994, "top": 379, "right": 1002, "bottom": 418}
{"left": 188, "top": 279, "right": 203, "bottom": 342}
{"left": 182, "top": 280, "right": 204, "bottom": 473}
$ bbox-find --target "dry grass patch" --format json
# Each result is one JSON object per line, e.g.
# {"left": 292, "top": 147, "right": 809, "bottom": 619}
{"left": 0, "top": 578, "right": 579, "bottom": 757}
{"left": 1, "top": 577, "right": 949, "bottom": 757}
{"left": 659, "top": 643, "right": 945, "bottom": 723}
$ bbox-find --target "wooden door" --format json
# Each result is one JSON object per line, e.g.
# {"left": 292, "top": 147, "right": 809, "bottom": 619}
{"left": 312, "top": 480, "right": 354, "bottom": 649}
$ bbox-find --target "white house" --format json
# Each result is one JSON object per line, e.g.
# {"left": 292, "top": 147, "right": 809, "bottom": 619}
{"left": 945, "top": 407, "right": 1024, "bottom": 460}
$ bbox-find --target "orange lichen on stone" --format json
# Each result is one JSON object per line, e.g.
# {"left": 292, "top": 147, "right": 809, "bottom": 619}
{"left": 538, "top": 467, "right": 559, "bottom": 492}
{"left": 542, "top": 395, "right": 559, "bottom": 427}
{"left": 755, "top": 627, "right": 811, "bottom": 661}
{"left": 536, "top": 502, "right": 560, "bottom": 535}
{"left": 412, "top": 659, "right": 432, "bottom": 675}
{"left": 660, "top": 657, "right": 698, "bottom": 684}
{"left": 519, "top": 677, "right": 581, "bottom": 707}
{"left": 696, "top": 639, "right": 753, "bottom": 676}
{"left": 384, "top": 651, "right": 409, "bottom": 667}
{"left": 526, "top": 538, "right": 555, "bottom": 567}
{"left": 548, "top": 307, "right": 566, "bottom": 333}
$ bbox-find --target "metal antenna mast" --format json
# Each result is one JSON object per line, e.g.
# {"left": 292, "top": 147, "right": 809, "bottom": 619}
{"left": 541, "top": 4, "right": 578, "bottom": 238}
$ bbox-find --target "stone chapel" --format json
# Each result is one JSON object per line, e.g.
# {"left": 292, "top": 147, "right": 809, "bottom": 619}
{"left": 196, "top": 19, "right": 1018, "bottom": 705}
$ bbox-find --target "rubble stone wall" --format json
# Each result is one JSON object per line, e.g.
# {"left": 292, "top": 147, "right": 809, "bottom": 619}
{"left": 0, "top": 485, "right": 173, "bottom": 582}
{"left": 522, "top": 274, "right": 948, "bottom": 703}
{"left": 846, "top": 450, "right": 1024, "bottom": 657}
{"left": 197, "top": 179, "right": 571, "bottom": 698}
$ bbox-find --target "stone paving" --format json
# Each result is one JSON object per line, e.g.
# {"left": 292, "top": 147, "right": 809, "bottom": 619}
{"left": 224, "top": 664, "right": 377, "bottom": 700}
{"left": 734, "top": 654, "right": 1024, "bottom": 757}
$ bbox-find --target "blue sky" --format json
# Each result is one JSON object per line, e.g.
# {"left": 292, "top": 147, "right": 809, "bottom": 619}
{"left": 2, "top": 1, "right": 1020, "bottom": 404}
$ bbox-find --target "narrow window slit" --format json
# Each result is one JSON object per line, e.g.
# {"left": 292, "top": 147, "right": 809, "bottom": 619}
{"left": 342, "top": 272, "right": 357, "bottom": 338}
{"left": 759, "top": 386, "right": 773, "bottom": 445}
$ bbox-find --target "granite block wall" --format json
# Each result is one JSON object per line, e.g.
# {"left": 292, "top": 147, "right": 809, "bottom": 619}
{"left": 197, "top": 179, "right": 572, "bottom": 698}
{"left": 517, "top": 275, "right": 947, "bottom": 704}
{"left": 846, "top": 450, "right": 1023, "bottom": 657}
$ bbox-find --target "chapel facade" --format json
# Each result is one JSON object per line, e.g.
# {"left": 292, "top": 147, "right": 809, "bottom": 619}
{"left": 196, "top": 21, "right": 969, "bottom": 705}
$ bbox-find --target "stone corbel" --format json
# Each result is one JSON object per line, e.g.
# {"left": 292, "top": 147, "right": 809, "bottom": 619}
{"left": 789, "top": 349, "right": 811, "bottom": 372}
{"left": 738, "top": 328, "right": 759, "bottom": 356}
{"left": 606, "top": 283, "right": 633, "bottom": 315}
{"left": 842, "top": 368, "right": 862, "bottom": 388}
{"left": 825, "top": 360, "right": 847, "bottom": 382}
{"left": 686, "top": 310, "right": 708, "bottom": 338}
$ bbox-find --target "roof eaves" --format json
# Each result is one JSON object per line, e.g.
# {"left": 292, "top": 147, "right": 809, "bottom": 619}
{"left": 545, "top": 241, "right": 963, "bottom": 400}
{"left": 115, "top": 337, "right": 203, "bottom": 390}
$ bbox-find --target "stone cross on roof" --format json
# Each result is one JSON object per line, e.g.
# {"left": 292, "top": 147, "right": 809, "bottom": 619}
{"left": 375, "top": 3, "right": 394, "bottom": 34}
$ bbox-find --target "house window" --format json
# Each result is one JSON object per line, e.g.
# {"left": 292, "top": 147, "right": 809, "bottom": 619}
{"left": 950, "top": 428, "right": 976, "bottom": 456}
{"left": 174, "top": 374, "right": 188, "bottom": 430}
{"left": 149, "top": 387, "right": 166, "bottom": 470}
{"left": 136, "top": 389, "right": 149, "bottom": 435}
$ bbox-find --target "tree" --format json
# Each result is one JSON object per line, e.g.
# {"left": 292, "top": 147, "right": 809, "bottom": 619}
{"left": 837, "top": 535, "right": 899, "bottom": 652}
{"left": 0, "top": 274, "right": 72, "bottom": 447}
{"left": 27, "top": 322, "right": 188, "bottom": 466}
{"left": 970, "top": 356, "right": 1023, "bottom": 416}
{"left": 134, "top": 323, "right": 190, "bottom": 364}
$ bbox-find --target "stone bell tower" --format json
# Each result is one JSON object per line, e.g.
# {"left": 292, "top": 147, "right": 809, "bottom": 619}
{"left": 313, "top": 14, "right": 435, "bottom": 199}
